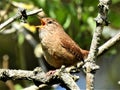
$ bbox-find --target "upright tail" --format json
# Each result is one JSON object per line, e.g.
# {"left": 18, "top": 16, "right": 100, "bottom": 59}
{"left": 80, "top": 49, "right": 89, "bottom": 59}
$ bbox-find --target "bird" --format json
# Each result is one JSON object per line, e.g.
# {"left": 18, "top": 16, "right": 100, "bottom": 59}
{"left": 36, "top": 17, "right": 89, "bottom": 69}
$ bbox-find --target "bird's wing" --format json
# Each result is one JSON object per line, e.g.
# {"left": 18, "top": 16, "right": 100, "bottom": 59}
{"left": 60, "top": 36, "right": 83, "bottom": 61}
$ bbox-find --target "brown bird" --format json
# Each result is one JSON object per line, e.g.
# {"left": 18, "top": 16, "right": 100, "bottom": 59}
{"left": 37, "top": 17, "right": 89, "bottom": 69}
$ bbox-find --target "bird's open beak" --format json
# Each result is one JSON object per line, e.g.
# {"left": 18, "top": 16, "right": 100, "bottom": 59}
{"left": 36, "top": 19, "right": 46, "bottom": 28}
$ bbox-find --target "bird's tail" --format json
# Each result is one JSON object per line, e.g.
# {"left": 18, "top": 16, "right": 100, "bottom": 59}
{"left": 80, "top": 49, "right": 89, "bottom": 59}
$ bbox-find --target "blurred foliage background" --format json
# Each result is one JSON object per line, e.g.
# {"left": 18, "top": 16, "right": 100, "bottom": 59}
{"left": 0, "top": 0, "right": 120, "bottom": 90}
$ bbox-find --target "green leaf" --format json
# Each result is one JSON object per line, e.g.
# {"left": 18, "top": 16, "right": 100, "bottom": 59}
{"left": 109, "top": 11, "right": 120, "bottom": 28}
{"left": 14, "top": 84, "right": 23, "bottom": 90}
{"left": 87, "top": 17, "right": 96, "bottom": 32}
{"left": 63, "top": 14, "right": 71, "bottom": 29}
{"left": 18, "top": 33, "right": 25, "bottom": 45}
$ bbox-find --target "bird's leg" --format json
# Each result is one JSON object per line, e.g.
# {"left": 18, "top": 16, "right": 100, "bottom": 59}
{"left": 46, "top": 70, "right": 56, "bottom": 76}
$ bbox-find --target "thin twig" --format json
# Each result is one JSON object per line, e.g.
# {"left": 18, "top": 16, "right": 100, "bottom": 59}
{"left": 2, "top": 55, "right": 15, "bottom": 90}
{"left": 0, "top": 9, "right": 43, "bottom": 30}
{"left": 98, "top": 32, "right": 120, "bottom": 56}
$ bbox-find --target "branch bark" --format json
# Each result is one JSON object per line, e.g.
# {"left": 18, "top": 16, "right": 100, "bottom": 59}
{"left": 83, "top": 0, "right": 111, "bottom": 90}
{"left": 0, "top": 67, "right": 80, "bottom": 90}
{"left": 0, "top": 9, "right": 43, "bottom": 30}
{"left": 97, "top": 32, "right": 120, "bottom": 56}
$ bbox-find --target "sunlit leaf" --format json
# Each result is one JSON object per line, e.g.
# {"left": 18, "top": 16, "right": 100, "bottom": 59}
{"left": 63, "top": 14, "right": 71, "bottom": 29}
{"left": 87, "top": 17, "right": 96, "bottom": 32}
{"left": 12, "top": 1, "right": 34, "bottom": 9}
{"left": 14, "top": 84, "right": 23, "bottom": 90}
{"left": 23, "top": 23, "right": 36, "bottom": 33}
{"left": 18, "top": 33, "right": 25, "bottom": 45}
{"left": 49, "top": 8, "right": 56, "bottom": 18}
{"left": 38, "top": 0, "right": 46, "bottom": 7}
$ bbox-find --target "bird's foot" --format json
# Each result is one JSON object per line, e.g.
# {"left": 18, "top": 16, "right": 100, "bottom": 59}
{"left": 46, "top": 70, "right": 56, "bottom": 76}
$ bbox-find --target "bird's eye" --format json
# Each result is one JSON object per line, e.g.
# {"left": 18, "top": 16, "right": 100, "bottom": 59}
{"left": 48, "top": 21, "right": 52, "bottom": 24}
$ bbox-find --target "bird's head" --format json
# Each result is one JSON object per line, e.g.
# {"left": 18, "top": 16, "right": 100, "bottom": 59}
{"left": 36, "top": 17, "right": 61, "bottom": 29}
{"left": 36, "top": 17, "right": 63, "bottom": 32}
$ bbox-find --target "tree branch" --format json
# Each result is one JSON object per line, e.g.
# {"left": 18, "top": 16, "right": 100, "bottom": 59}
{"left": 83, "top": 0, "right": 111, "bottom": 90}
{"left": 0, "top": 67, "right": 80, "bottom": 90}
{"left": 0, "top": 8, "right": 43, "bottom": 30}
{"left": 97, "top": 32, "right": 120, "bottom": 56}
